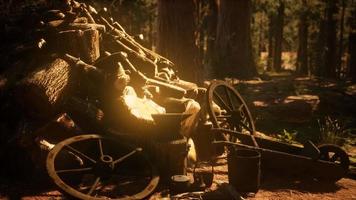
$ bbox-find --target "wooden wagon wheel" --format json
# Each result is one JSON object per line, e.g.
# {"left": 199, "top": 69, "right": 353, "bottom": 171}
{"left": 46, "top": 134, "right": 159, "bottom": 200}
{"left": 318, "top": 144, "right": 350, "bottom": 171}
{"left": 207, "top": 81, "right": 256, "bottom": 143}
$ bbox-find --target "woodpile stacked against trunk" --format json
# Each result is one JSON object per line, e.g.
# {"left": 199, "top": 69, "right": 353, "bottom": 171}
{"left": 0, "top": 0, "right": 204, "bottom": 176}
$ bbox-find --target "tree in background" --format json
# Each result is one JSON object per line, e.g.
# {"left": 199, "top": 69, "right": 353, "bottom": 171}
{"left": 338, "top": 0, "right": 347, "bottom": 78}
{"left": 273, "top": 1, "right": 284, "bottom": 72}
{"left": 267, "top": 10, "right": 276, "bottom": 71}
{"left": 157, "top": 0, "right": 200, "bottom": 82}
{"left": 200, "top": 0, "right": 218, "bottom": 79}
{"left": 349, "top": 1, "right": 356, "bottom": 82}
{"left": 110, "top": 0, "right": 156, "bottom": 48}
{"left": 214, "top": 0, "right": 256, "bottom": 79}
{"left": 296, "top": 0, "right": 309, "bottom": 75}
{"left": 107, "top": 0, "right": 355, "bottom": 81}
{"left": 324, "top": 0, "right": 338, "bottom": 78}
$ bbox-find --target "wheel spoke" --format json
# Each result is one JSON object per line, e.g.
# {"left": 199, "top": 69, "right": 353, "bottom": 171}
{"left": 216, "top": 115, "right": 232, "bottom": 119}
{"left": 98, "top": 138, "right": 104, "bottom": 158}
{"left": 112, "top": 148, "right": 142, "bottom": 166}
{"left": 87, "top": 177, "right": 101, "bottom": 196}
{"left": 213, "top": 91, "right": 232, "bottom": 112}
{"left": 236, "top": 120, "right": 254, "bottom": 133}
{"left": 56, "top": 167, "right": 93, "bottom": 174}
{"left": 65, "top": 145, "right": 97, "bottom": 164}
{"left": 224, "top": 87, "right": 235, "bottom": 110}
{"left": 238, "top": 104, "right": 244, "bottom": 111}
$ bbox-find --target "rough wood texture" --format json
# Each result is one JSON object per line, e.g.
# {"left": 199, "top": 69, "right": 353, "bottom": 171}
{"left": 16, "top": 58, "right": 75, "bottom": 119}
{"left": 81, "top": 28, "right": 100, "bottom": 63}
{"left": 57, "top": 28, "right": 100, "bottom": 64}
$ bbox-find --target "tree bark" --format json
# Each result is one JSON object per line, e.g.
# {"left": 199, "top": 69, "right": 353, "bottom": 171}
{"left": 349, "top": 3, "right": 356, "bottom": 82}
{"left": 273, "top": 1, "right": 284, "bottom": 72}
{"left": 214, "top": 0, "right": 256, "bottom": 79}
{"left": 16, "top": 58, "right": 75, "bottom": 119}
{"left": 205, "top": 0, "right": 218, "bottom": 79}
{"left": 324, "top": 0, "right": 338, "bottom": 78}
{"left": 267, "top": 14, "right": 275, "bottom": 71}
{"left": 157, "top": 0, "right": 199, "bottom": 83}
{"left": 297, "top": 0, "right": 309, "bottom": 75}
{"left": 314, "top": 10, "right": 327, "bottom": 76}
{"left": 337, "top": 0, "right": 346, "bottom": 78}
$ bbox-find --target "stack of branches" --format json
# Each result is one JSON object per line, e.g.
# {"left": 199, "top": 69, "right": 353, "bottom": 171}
{"left": 0, "top": 0, "right": 204, "bottom": 163}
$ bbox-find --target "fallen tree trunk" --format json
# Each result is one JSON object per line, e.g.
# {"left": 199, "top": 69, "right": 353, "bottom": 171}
{"left": 16, "top": 58, "right": 77, "bottom": 119}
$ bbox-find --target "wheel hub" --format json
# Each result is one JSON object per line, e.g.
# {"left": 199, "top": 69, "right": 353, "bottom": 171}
{"left": 93, "top": 155, "right": 115, "bottom": 177}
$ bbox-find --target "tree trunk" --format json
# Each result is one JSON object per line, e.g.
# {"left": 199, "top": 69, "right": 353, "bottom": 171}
{"left": 314, "top": 10, "right": 327, "bottom": 76}
{"left": 297, "top": 0, "right": 308, "bottom": 75}
{"left": 349, "top": 4, "right": 356, "bottom": 82}
{"left": 267, "top": 14, "right": 275, "bottom": 71}
{"left": 205, "top": 0, "right": 218, "bottom": 79}
{"left": 16, "top": 58, "right": 75, "bottom": 119}
{"left": 157, "top": 0, "right": 199, "bottom": 83}
{"left": 337, "top": 0, "right": 346, "bottom": 78}
{"left": 273, "top": 1, "right": 284, "bottom": 72}
{"left": 214, "top": 0, "right": 256, "bottom": 79}
{"left": 324, "top": 0, "right": 338, "bottom": 78}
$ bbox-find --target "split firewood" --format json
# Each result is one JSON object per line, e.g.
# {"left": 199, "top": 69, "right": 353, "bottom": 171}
{"left": 43, "top": 10, "right": 66, "bottom": 21}
{"left": 81, "top": 28, "right": 100, "bottom": 63}
{"left": 57, "top": 29, "right": 83, "bottom": 57}
{"left": 81, "top": 7, "right": 95, "bottom": 24}
{"left": 72, "top": 17, "right": 88, "bottom": 24}
{"left": 62, "top": 54, "right": 104, "bottom": 99}
{"left": 67, "top": 23, "right": 106, "bottom": 33}
{"left": 118, "top": 52, "right": 186, "bottom": 98}
{"left": 99, "top": 16, "right": 174, "bottom": 66}
{"left": 99, "top": 17, "right": 146, "bottom": 57}
{"left": 57, "top": 28, "right": 100, "bottom": 63}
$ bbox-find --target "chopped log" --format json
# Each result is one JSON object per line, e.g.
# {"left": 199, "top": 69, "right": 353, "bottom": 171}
{"left": 62, "top": 54, "right": 104, "bottom": 99}
{"left": 16, "top": 58, "right": 77, "bottom": 119}
{"left": 81, "top": 28, "right": 100, "bottom": 63}
{"left": 57, "top": 29, "right": 100, "bottom": 64}
{"left": 57, "top": 29, "right": 82, "bottom": 57}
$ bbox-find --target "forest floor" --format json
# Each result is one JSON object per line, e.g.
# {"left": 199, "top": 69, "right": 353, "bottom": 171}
{"left": 1, "top": 74, "right": 356, "bottom": 199}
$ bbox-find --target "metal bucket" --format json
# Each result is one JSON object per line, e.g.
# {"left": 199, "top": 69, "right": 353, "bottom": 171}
{"left": 227, "top": 148, "right": 261, "bottom": 193}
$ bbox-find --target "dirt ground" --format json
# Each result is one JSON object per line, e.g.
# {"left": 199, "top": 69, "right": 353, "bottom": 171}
{"left": 211, "top": 155, "right": 356, "bottom": 200}
{"left": 1, "top": 158, "right": 355, "bottom": 200}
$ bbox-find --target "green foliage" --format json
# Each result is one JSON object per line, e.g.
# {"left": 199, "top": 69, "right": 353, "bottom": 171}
{"left": 317, "top": 116, "right": 348, "bottom": 146}
{"left": 277, "top": 129, "right": 297, "bottom": 144}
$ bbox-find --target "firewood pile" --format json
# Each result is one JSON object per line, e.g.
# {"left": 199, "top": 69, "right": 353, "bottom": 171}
{"left": 0, "top": 0, "right": 206, "bottom": 180}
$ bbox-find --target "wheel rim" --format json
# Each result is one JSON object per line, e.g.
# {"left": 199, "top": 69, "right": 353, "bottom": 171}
{"left": 46, "top": 134, "right": 159, "bottom": 200}
{"left": 318, "top": 144, "right": 350, "bottom": 171}
{"left": 207, "top": 81, "right": 256, "bottom": 142}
